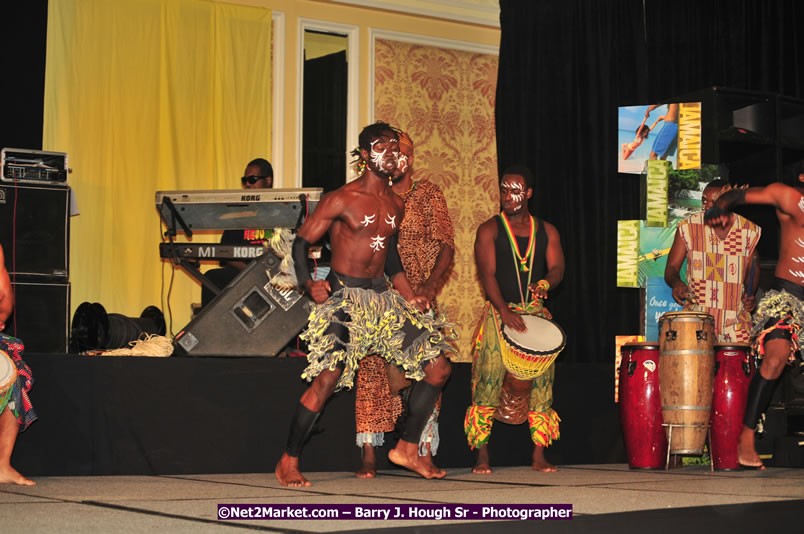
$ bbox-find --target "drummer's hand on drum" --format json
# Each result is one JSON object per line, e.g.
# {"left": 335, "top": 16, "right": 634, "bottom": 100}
{"left": 500, "top": 308, "right": 527, "bottom": 332}
{"left": 528, "top": 282, "right": 549, "bottom": 300}
{"left": 741, "top": 293, "right": 757, "bottom": 313}
{"left": 670, "top": 280, "right": 690, "bottom": 306}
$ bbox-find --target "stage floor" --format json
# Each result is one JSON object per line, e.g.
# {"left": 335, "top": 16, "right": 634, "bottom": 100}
{"left": 2, "top": 464, "right": 803, "bottom": 533}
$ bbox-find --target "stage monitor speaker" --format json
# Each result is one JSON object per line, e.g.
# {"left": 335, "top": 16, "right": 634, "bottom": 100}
{"left": 712, "top": 90, "right": 776, "bottom": 144}
{"left": 3, "top": 280, "right": 70, "bottom": 353}
{"left": 173, "top": 250, "right": 312, "bottom": 357}
{"left": 779, "top": 97, "right": 804, "bottom": 150}
{"left": 0, "top": 183, "right": 69, "bottom": 279}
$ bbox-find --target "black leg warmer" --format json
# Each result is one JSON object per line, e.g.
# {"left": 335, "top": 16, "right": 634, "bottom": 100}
{"left": 742, "top": 374, "right": 778, "bottom": 429}
{"left": 285, "top": 403, "right": 320, "bottom": 457}
{"left": 401, "top": 380, "right": 441, "bottom": 444}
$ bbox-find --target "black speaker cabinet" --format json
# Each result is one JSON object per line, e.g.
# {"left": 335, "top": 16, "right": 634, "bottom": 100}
{"left": 3, "top": 280, "right": 70, "bottom": 353}
{"left": 0, "top": 183, "right": 69, "bottom": 279}
{"left": 173, "top": 250, "right": 312, "bottom": 357}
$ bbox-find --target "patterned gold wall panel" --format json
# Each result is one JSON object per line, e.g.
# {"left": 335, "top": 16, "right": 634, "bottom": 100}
{"left": 375, "top": 38, "right": 499, "bottom": 362}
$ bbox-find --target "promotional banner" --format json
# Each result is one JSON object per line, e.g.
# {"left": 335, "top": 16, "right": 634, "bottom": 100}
{"left": 617, "top": 220, "right": 640, "bottom": 288}
{"left": 618, "top": 103, "right": 701, "bottom": 175}
{"left": 644, "top": 277, "right": 684, "bottom": 342}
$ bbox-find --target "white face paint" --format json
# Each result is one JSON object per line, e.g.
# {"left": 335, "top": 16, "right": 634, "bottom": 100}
{"left": 369, "top": 138, "right": 399, "bottom": 172}
{"left": 385, "top": 214, "right": 396, "bottom": 229}
{"left": 397, "top": 154, "right": 409, "bottom": 173}
{"left": 370, "top": 235, "right": 386, "bottom": 252}
{"left": 360, "top": 214, "right": 376, "bottom": 227}
{"left": 501, "top": 180, "right": 526, "bottom": 206}
{"left": 796, "top": 238, "right": 804, "bottom": 248}
{"left": 799, "top": 196, "right": 804, "bottom": 214}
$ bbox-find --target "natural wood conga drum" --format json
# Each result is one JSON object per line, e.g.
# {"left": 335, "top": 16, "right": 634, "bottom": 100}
{"left": 658, "top": 311, "right": 715, "bottom": 454}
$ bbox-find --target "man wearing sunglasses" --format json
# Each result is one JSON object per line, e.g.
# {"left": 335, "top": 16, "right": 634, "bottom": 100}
{"left": 200, "top": 158, "right": 274, "bottom": 308}
{"left": 240, "top": 158, "right": 273, "bottom": 189}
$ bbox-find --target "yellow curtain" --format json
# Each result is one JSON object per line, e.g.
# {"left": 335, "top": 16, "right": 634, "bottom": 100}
{"left": 43, "top": 0, "right": 272, "bottom": 334}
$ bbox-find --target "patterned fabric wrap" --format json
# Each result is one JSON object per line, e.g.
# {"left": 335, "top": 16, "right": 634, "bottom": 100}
{"left": 355, "top": 355, "right": 402, "bottom": 446}
{"left": 678, "top": 212, "right": 761, "bottom": 343}
{"left": 300, "top": 285, "right": 456, "bottom": 391}
{"left": 464, "top": 405, "right": 495, "bottom": 449}
{"left": 355, "top": 360, "right": 443, "bottom": 454}
{"left": 750, "top": 289, "right": 804, "bottom": 361}
{"left": 528, "top": 409, "right": 561, "bottom": 447}
{"left": 464, "top": 302, "right": 558, "bottom": 448}
{"left": 396, "top": 179, "right": 456, "bottom": 301}
{"left": 0, "top": 334, "right": 36, "bottom": 431}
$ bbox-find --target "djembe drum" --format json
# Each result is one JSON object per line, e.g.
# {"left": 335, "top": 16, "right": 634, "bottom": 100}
{"left": 619, "top": 342, "right": 667, "bottom": 469}
{"left": 495, "top": 315, "right": 566, "bottom": 423}
{"left": 500, "top": 315, "right": 566, "bottom": 380}
{"left": 658, "top": 311, "right": 715, "bottom": 455}
{"left": 710, "top": 344, "right": 755, "bottom": 470}
{"left": 0, "top": 350, "right": 18, "bottom": 415}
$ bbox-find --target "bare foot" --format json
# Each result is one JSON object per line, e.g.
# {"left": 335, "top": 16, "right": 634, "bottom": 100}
{"left": 388, "top": 441, "right": 445, "bottom": 479}
{"left": 420, "top": 450, "right": 443, "bottom": 476}
{"left": 472, "top": 444, "right": 492, "bottom": 474}
{"left": 532, "top": 445, "right": 558, "bottom": 472}
{"left": 0, "top": 465, "right": 36, "bottom": 486}
{"left": 356, "top": 444, "right": 377, "bottom": 479}
{"left": 275, "top": 453, "right": 312, "bottom": 487}
{"left": 737, "top": 426, "right": 766, "bottom": 470}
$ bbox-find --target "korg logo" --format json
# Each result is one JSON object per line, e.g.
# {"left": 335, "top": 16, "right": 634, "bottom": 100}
{"left": 241, "top": 194, "right": 260, "bottom": 201}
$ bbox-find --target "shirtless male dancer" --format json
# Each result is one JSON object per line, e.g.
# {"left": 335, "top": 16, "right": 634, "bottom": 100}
{"left": 274, "top": 122, "right": 453, "bottom": 486}
{"left": 705, "top": 169, "right": 804, "bottom": 469}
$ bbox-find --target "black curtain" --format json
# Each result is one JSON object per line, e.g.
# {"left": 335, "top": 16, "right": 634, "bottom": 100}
{"left": 0, "top": 1, "right": 47, "bottom": 151}
{"left": 302, "top": 50, "right": 347, "bottom": 194}
{"left": 496, "top": 0, "right": 804, "bottom": 363}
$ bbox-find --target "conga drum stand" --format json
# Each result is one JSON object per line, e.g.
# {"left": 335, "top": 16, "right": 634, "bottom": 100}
{"left": 663, "top": 423, "right": 714, "bottom": 472}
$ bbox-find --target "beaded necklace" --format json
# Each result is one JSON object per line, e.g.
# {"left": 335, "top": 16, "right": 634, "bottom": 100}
{"left": 499, "top": 211, "right": 536, "bottom": 309}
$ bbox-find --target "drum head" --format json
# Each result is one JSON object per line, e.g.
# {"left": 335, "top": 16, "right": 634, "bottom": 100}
{"left": 622, "top": 342, "right": 659, "bottom": 349}
{"left": 0, "top": 350, "right": 16, "bottom": 389}
{"left": 502, "top": 315, "right": 566, "bottom": 356}
{"left": 714, "top": 343, "right": 752, "bottom": 351}
{"left": 659, "top": 311, "right": 714, "bottom": 324}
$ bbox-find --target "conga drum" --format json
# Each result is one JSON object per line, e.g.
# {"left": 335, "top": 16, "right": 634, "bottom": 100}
{"left": 658, "top": 311, "right": 715, "bottom": 454}
{"left": 619, "top": 342, "right": 667, "bottom": 469}
{"left": 710, "top": 344, "right": 754, "bottom": 470}
{"left": 0, "top": 350, "right": 17, "bottom": 414}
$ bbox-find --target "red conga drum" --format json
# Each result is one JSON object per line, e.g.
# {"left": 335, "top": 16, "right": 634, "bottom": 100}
{"left": 710, "top": 344, "right": 755, "bottom": 470}
{"left": 619, "top": 342, "right": 667, "bottom": 469}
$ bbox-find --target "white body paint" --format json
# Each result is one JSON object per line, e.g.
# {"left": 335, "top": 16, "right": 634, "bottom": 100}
{"left": 798, "top": 196, "right": 804, "bottom": 214}
{"left": 360, "top": 214, "right": 376, "bottom": 227}
{"left": 789, "top": 269, "right": 804, "bottom": 283}
{"left": 385, "top": 214, "right": 396, "bottom": 229}
{"left": 370, "top": 235, "right": 386, "bottom": 252}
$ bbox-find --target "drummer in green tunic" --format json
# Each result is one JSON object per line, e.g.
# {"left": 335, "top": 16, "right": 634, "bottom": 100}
{"left": 466, "top": 165, "right": 565, "bottom": 473}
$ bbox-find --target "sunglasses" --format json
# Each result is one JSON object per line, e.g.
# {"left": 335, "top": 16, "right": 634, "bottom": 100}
{"left": 241, "top": 175, "right": 270, "bottom": 185}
